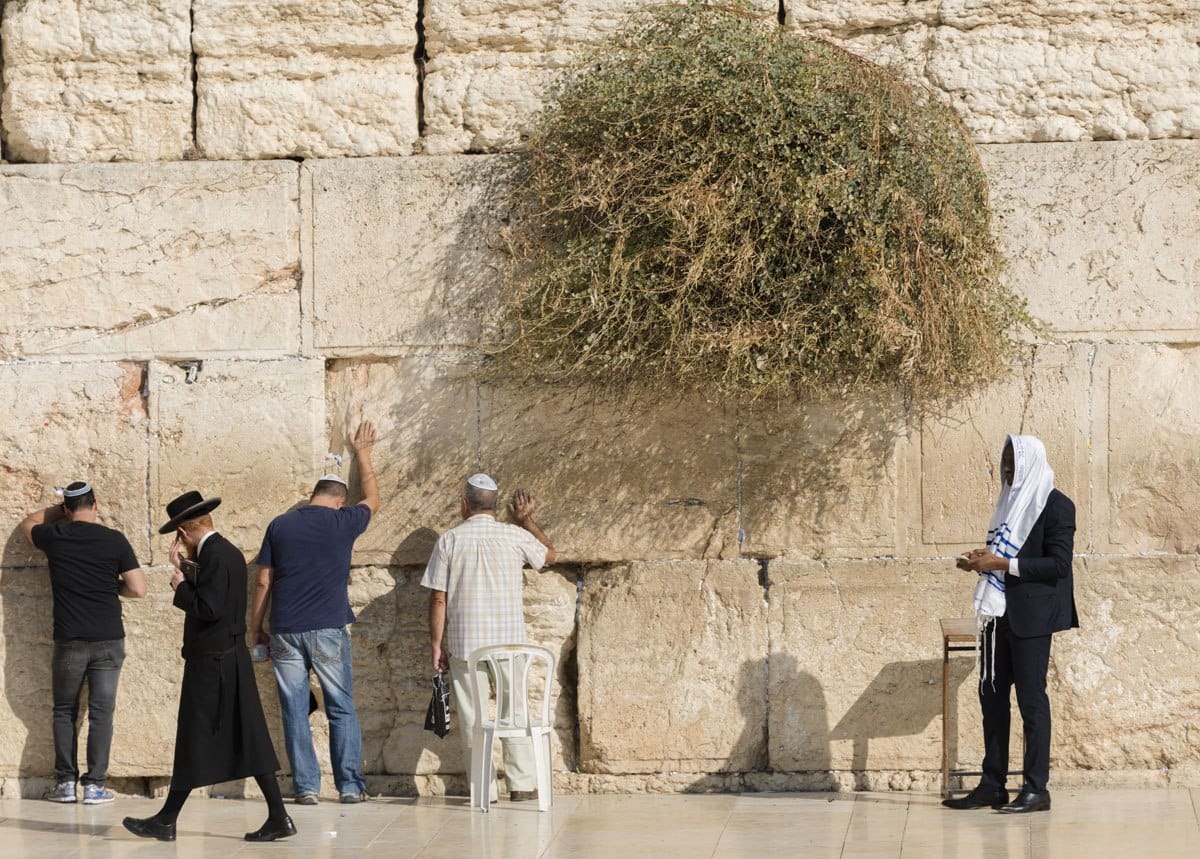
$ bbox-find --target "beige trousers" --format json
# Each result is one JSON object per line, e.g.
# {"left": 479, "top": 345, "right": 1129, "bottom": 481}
{"left": 449, "top": 656, "right": 536, "bottom": 798}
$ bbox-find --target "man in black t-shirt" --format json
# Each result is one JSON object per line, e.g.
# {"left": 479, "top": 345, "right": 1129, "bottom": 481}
{"left": 20, "top": 481, "right": 146, "bottom": 804}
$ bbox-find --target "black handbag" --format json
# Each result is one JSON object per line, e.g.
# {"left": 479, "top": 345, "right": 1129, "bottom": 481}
{"left": 424, "top": 671, "right": 451, "bottom": 738}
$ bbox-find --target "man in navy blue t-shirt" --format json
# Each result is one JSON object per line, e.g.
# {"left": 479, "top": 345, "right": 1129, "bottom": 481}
{"left": 250, "top": 422, "right": 379, "bottom": 805}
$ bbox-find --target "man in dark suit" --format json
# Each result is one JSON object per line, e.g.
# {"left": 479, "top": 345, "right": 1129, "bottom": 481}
{"left": 944, "top": 436, "right": 1078, "bottom": 814}
{"left": 123, "top": 491, "right": 295, "bottom": 842}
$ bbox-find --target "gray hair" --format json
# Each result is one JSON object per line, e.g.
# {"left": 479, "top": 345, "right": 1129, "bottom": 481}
{"left": 463, "top": 481, "right": 498, "bottom": 513}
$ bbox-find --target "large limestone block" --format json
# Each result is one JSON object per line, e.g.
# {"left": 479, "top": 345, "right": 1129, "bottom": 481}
{"left": 577, "top": 561, "right": 766, "bottom": 774}
{"left": 306, "top": 156, "right": 508, "bottom": 353}
{"left": 371, "top": 568, "right": 458, "bottom": 778}
{"left": 767, "top": 559, "right": 983, "bottom": 773}
{"left": 0, "top": 571, "right": 56, "bottom": 776}
{"left": 0, "top": 361, "right": 150, "bottom": 566}
{"left": 421, "top": 0, "right": 643, "bottom": 155}
{"left": 983, "top": 141, "right": 1200, "bottom": 337}
{"left": 1096, "top": 344, "right": 1200, "bottom": 553}
{"left": 422, "top": 0, "right": 778, "bottom": 154}
{"left": 344, "top": 357, "right": 738, "bottom": 566}
{"left": 109, "top": 575, "right": 189, "bottom": 775}
{"left": 149, "top": 359, "right": 325, "bottom": 563}
{"left": 349, "top": 566, "right": 409, "bottom": 777}
{"left": 924, "top": 23, "right": 1200, "bottom": 143}
{"left": 0, "top": 569, "right": 183, "bottom": 780}
{"left": 325, "top": 355, "right": 479, "bottom": 568}
{"left": 193, "top": 0, "right": 419, "bottom": 159}
{"left": 0, "top": 162, "right": 301, "bottom": 359}
{"left": 785, "top": 3, "right": 1200, "bottom": 143}
{"left": 480, "top": 387, "right": 739, "bottom": 563}
{"left": 738, "top": 396, "right": 909, "bottom": 559}
{"left": 0, "top": 0, "right": 192, "bottom": 161}
{"left": 787, "top": 1, "right": 1194, "bottom": 32}
{"left": 524, "top": 566, "right": 580, "bottom": 771}
{"left": 420, "top": 53, "right": 559, "bottom": 155}
{"left": 1055, "top": 556, "right": 1200, "bottom": 773}
{"left": 919, "top": 344, "right": 1091, "bottom": 553}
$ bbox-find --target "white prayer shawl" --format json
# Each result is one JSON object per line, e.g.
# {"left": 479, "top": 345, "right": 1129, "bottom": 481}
{"left": 974, "top": 434, "right": 1055, "bottom": 685}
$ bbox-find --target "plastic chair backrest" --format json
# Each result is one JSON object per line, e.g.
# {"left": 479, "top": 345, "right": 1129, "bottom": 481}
{"left": 467, "top": 643, "right": 556, "bottom": 733}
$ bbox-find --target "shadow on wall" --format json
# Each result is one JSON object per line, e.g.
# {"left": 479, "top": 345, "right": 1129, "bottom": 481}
{"left": 446, "top": 155, "right": 515, "bottom": 344}
{"left": 768, "top": 654, "right": 832, "bottom": 787}
{"left": 388, "top": 529, "right": 443, "bottom": 794}
{"left": 350, "top": 569, "right": 414, "bottom": 794}
{"left": 738, "top": 392, "right": 910, "bottom": 552}
{"left": 675, "top": 654, "right": 831, "bottom": 793}
{"left": 392, "top": 528, "right": 439, "bottom": 570}
{"left": 698, "top": 654, "right": 977, "bottom": 791}
{"left": 1, "top": 525, "right": 56, "bottom": 794}
{"left": 350, "top": 556, "right": 487, "bottom": 798}
{"left": 735, "top": 657, "right": 769, "bottom": 774}
{"left": 831, "top": 657, "right": 975, "bottom": 788}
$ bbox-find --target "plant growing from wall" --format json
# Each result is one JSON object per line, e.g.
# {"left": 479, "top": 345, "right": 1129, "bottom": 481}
{"left": 497, "top": 0, "right": 1025, "bottom": 400}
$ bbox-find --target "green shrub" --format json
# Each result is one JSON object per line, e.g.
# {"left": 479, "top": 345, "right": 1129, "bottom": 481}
{"left": 497, "top": 0, "right": 1025, "bottom": 400}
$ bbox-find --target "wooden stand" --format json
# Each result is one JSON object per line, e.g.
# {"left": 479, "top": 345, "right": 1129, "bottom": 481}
{"left": 941, "top": 618, "right": 979, "bottom": 797}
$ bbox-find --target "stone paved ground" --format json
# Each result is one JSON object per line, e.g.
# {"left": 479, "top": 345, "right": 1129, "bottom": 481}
{"left": 1, "top": 789, "right": 1198, "bottom": 858}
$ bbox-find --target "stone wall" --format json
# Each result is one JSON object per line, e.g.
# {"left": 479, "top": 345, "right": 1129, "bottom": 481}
{"left": 2, "top": 1, "right": 1200, "bottom": 797}
{"left": 2, "top": 1, "right": 1199, "bottom": 161}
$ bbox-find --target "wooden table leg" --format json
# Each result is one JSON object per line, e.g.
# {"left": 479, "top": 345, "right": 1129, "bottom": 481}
{"left": 942, "top": 636, "right": 950, "bottom": 797}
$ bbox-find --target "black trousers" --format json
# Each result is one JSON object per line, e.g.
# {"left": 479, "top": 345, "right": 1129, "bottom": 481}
{"left": 978, "top": 615, "right": 1054, "bottom": 793}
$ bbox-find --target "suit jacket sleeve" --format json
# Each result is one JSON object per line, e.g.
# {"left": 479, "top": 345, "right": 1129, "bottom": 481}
{"left": 172, "top": 542, "right": 230, "bottom": 622}
{"left": 1015, "top": 493, "right": 1075, "bottom": 584}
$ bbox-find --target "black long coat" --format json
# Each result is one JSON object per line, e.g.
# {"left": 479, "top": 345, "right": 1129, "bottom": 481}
{"left": 1004, "top": 489, "right": 1080, "bottom": 638}
{"left": 169, "top": 531, "right": 278, "bottom": 790}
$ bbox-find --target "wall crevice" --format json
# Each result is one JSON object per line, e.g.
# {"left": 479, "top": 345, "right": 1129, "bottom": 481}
{"left": 414, "top": 0, "right": 427, "bottom": 139}
{"left": 188, "top": 1, "right": 199, "bottom": 158}
{"left": 0, "top": 0, "right": 8, "bottom": 162}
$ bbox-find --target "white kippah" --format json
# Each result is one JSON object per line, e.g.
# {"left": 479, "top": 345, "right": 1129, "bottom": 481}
{"left": 318, "top": 474, "right": 348, "bottom": 486}
{"left": 60, "top": 482, "right": 92, "bottom": 498}
{"left": 467, "top": 473, "right": 498, "bottom": 491}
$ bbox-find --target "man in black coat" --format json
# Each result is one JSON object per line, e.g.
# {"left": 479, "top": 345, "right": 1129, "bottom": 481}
{"left": 944, "top": 435, "right": 1078, "bottom": 814}
{"left": 123, "top": 491, "right": 295, "bottom": 842}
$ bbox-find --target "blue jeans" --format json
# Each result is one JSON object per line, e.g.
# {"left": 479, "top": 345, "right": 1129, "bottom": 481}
{"left": 52, "top": 638, "right": 125, "bottom": 786}
{"left": 271, "top": 628, "right": 364, "bottom": 796}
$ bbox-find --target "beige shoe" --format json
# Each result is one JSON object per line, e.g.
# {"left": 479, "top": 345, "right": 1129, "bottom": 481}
{"left": 509, "top": 789, "right": 538, "bottom": 802}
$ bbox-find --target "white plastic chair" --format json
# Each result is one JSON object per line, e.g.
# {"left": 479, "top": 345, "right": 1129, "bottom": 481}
{"left": 467, "top": 643, "right": 556, "bottom": 813}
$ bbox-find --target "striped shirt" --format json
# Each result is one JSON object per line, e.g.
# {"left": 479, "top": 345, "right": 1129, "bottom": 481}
{"left": 420, "top": 514, "right": 548, "bottom": 659}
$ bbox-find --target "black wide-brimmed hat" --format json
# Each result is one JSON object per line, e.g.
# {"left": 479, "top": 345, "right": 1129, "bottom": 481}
{"left": 159, "top": 490, "right": 222, "bottom": 534}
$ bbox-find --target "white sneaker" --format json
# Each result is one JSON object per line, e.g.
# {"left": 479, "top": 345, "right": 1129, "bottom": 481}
{"left": 45, "top": 781, "right": 77, "bottom": 803}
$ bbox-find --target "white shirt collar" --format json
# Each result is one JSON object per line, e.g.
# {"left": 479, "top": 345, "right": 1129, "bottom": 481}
{"left": 196, "top": 530, "right": 217, "bottom": 555}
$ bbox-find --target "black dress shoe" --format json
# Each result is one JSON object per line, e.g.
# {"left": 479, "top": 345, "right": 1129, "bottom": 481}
{"left": 999, "top": 789, "right": 1051, "bottom": 813}
{"left": 244, "top": 815, "right": 297, "bottom": 842}
{"left": 942, "top": 785, "right": 1010, "bottom": 810}
{"left": 122, "top": 816, "right": 177, "bottom": 842}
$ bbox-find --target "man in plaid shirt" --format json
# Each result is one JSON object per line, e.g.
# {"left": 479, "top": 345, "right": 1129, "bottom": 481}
{"left": 420, "top": 473, "right": 556, "bottom": 803}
